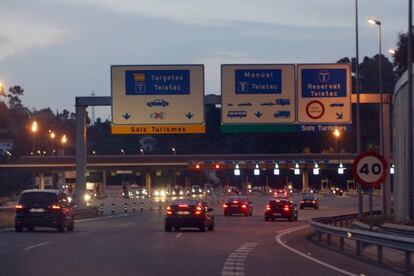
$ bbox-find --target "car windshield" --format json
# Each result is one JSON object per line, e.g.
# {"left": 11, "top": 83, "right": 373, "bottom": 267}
{"left": 19, "top": 192, "right": 57, "bottom": 205}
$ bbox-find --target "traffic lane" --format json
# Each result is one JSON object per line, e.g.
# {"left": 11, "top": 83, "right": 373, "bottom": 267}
{"left": 0, "top": 199, "right": 303, "bottom": 276}
{"left": 0, "top": 211, "right": 161, "bottom": 259}
{"left": 270, "top": 226, "right": 402, "bottom": 276}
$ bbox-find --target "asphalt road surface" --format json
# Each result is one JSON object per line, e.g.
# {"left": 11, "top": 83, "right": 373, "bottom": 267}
{"left": 0, "top": 194, "right": 402, "bottom": 276}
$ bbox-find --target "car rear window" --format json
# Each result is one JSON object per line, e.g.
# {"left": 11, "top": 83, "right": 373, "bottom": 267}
{"left": 269, "top": 200, "right": 288, "bottom": 207}
{"left": 303, "top": 196, "right": 316, "bottom": 200}
{"left": 19, "top": 192, "right": 58, "bottom": 205}
{"left": 226, "top": 197, "right": 247, "bottom": 203}
{"left": 171, "top": 199, "right": 200, "bottom": 206}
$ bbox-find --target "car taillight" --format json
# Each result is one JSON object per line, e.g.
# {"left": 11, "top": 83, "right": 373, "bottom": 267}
{"left": 166, "top": 206, "right": 172, "bottom": 215}
{"left": 232, "top": 201, "right": 238, "bottom": 204}
{"left": 312, "top": 200, "right": 316, "bottom": 204}
{"left": 49, "top": 204, "right": 61, "bottom": 210}
{"left": 300, "top": 200, "right": 304, "bottom": 203}
{"left": 195, "top": 206, "right": 203, "bottom": 215}
{"left": 283, "top": 205, "right": 290, "bottom": 211}
{"left": 15, "top": 204, "right": 24, "bottom": 210}
{"left": 178, "top": 204, "right": 188, "bottom": 208}
{"left": 241, "top": 204, "right": 247, "bottom": 208}
{"left": 223, "top": 204, "right": 228, "bottom": 208}
{"left": 266, "top": 205, "right": 271, "bottom": 211}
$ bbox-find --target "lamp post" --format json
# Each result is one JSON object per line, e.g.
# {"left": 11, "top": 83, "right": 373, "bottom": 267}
{"left": 368, "top": 18, "right": 384, "bottom": 155}
{"left": 31, "top": 121, "right": 38, "bottom": 188}
{"left": 49, "top": 130, "right": 56, "bottom": 156}
{"left": 61, "top": 134, "right": 67, "bottom": 156}
{"left": 333, "top": 128, "right": 341, "bottom": 153}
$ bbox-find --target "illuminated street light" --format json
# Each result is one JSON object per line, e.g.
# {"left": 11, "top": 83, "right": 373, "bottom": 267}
{"left": 49, "top": 130, "right": 56, "bottom": 155}
{"left": 273, "top": 163, "right": 280, "bottom": 175}
{"left": 313, "top": 163, "right": 320, "bottom": 175}
{"left": 234, "top": 164, "right": 240, "bottom": 176}
{"left": 171, "top": 147, "right": 176, "bottom": 155}
{"left": 388, "top": 48, "right": 396, "bottom": 55}
{"left": 61, "top": 134, "right": 67, "bottom": 156}
{"left": 92, "top": 150, "right": 96, "bottom": 155}
{"left": 31, "top": 121, "right": 38, "bottom": 154}
{"left": 294, "top": 163, "right": 300, "bottom": 175}
{"left": 338, "top": 163, "right": 345, "bottom": 175}
{"left": 254, "top": 164, "right": 260, "bottom": 176}
{"left": 333, "top": 128, "right": 341, "bottom": 153}
{"left": 390, "top": 164, "right": 395, "bottom": 175}
{"left": 140, "top": 148, "right": 144, "bottom": 155}
{"left": 121, "top": 149, "right": 125, "bottom": 156}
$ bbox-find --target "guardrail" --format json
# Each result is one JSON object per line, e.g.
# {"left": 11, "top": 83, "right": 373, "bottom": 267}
{"left": 309, "top": 213, "right": 414, "bottom": 272}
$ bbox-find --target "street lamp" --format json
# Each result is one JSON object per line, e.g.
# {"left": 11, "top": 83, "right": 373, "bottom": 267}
{"left": 121, "top": 149, "right": 125, "bottom": 156}
{"left": 31, "top": 121, "right": 38, "bottom": 154}
{"left": 61, "top": 134, "right": 67, "bottom": 155}
{"left": 333, "top": 128, "right": 341, "bottom": 153}
{"left": 49, "top": 130, "right": 56, "bottom": 155}
{"left": 368, "top": 18, "right": 384, "bottom": 155}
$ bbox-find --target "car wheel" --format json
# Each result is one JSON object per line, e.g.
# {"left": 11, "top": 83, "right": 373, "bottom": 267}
{"left": 199, "top": 223, "right": 206, "bottom": 232}
{"left": 67, "top": 222, "right": 74, "bottom": 232}
{"left": 315, "top": 206, "right": 319, "bottom": 210}
{"left": 208, "top": 223, "right": 214, "bottom": 231}
{"left": 27, "top": 226, "right": 34, "bottom": 232}
{"left": 265, "top": 217, "right": 270, "bottom": 221}
{"left": 164, "top": 224, "right": 172, "bottom": 232}
{"left": 57, "top": 225, "right": 65, "bottom": 232}
{"left": 15, "top": 226, "right": 23, "bottom": 232}
{"left": 288, "top": 216, "right": 293, "bottom": 221}
{"left": 300, "top": 206, "right": 304, "bottom": 209}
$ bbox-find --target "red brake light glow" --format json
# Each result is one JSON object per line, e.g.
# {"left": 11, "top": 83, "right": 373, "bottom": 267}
{"left": 232, "top": 200, "right": 238, "bottom": 204}
{"left": 266, "top": 205, "right": 271, "bottom": 211}
{"left": 312, "top": 200, "right": 316, "bottom": 204}
{"left": 15, "top": 204, "right": 24, "bottom": 210}
{"left": 301, "top": 200, "right": 304, "bottom": 203}
{"left": 178, "top": 204, "right": 188, "bottom": 208}
{"left": 166, "top": 206, "right": 172, "bottom": 215}
{"left": 195, "top": 206, "right": 203, "bottom": 215}
{"left": 283, "top": 205, "right": 290, "bottom": 211}
{"left": 223, "top": 204, "right": 228, "bottom": 208}
{"left": 241, "top": 204, "right": 247, "bottom": 208}
{"left": 49, "top": 204, "right": 61, "bottom": 210}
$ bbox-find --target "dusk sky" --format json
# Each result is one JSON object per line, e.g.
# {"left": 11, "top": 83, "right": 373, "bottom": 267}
{"left": 0, "top": 0, "right": 408, "bottom": 120}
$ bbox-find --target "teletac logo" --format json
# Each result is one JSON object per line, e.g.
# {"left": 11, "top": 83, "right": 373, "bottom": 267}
{"left": 318, "top": 70, "right": 330, "bottom": 82}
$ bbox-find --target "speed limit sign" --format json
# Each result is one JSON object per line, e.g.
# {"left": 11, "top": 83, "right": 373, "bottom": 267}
{"left": 352, "top": 151, "right": 388, "bottom": 189}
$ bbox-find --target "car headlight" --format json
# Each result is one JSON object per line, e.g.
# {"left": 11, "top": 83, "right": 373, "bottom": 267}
{"left": 179, "top": 190, "right": 183, "bottom": 195}
{"left": 160, "top": 190, "right": 166, "bottom": 197}
{"left": 192, "top": 189, "right": 195, "bottom": 193}
{"left": 172, "top": 191, "right": 176, "bottom": 195}
{"left": 67, "top": 196, "right": 72, "bottom": 203}
{"left": 199, "top": 189, "right": 202, "bottom": 193}
{"left": 84, "top": 193, "right": 91, "bottom": 202}
{"left": 154, "top": 191, "right": 159, "bottom": 196}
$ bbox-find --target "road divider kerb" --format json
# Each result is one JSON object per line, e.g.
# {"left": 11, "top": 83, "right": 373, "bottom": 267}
{"left": 275, "top": 225, "right": 358, "bottom": 276}
{"left": 22, "top": 241, "right": 50, "bottom": 252}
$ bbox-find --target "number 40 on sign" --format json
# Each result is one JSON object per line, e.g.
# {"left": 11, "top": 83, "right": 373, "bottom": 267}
{"left": 352, "top": 151, "right": 388, "bottom": 189}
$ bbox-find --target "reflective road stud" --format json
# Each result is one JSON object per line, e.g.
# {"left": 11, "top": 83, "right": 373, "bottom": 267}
{"left": 111, "top": 203, "right": 115, "bottom": 215}
{"left": 132, "top": 202, "right": 136, "bottom": 212}
{"left": 100, "top": 203, "right": 104, "bottom": 216}
{"left": 124, "top": 202, "right": 128, "bottom": 213}
{"left": 140, "top": 202, "right": 144, "bottom": 212}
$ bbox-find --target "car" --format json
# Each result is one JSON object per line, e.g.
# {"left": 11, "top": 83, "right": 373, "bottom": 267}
{"left": 146, "top": 99, "right": 169, "bottom": 107}
{"left": 164, "top": 198, "right": 214, "bottom": 232}
{"left": 225, "top": 186, "right": 240, "bottom": 195}
{"left": 300, "top": 195, "right": 319, "bottom": 209}
{"left": 276, "top": 99, "right": 290, "bottom": 106}
{"left": 171, "top": 185, "right": 185, "bottom": 197}
{"left": 191, "top": 185, "right": 203, "bottom": 196}
{"left": 260, "top": 102, "right": 275, "bottom": 106}
{"left": 227, "top": 111, "right": 247, "bottom": 118}
{"left": 274, "top": 111, "right": 290, "bottom": 118}
{"left": 223, "top": 196, "right": 253, "bottom": 216}
{"left": 264, "top": 199, "right": 298, "bottom": 221}
{"left": 273, "top": 189, "right": 288, "bottom": 198}
{"left": 330, "top": 102, "right": 344, "bottom": 107}
{"left": 331, "top": 187, "right": 343, "bottom": 196}
{"left": 153, "top": 188, "right": 168, "bottom": 197}
{"left": 15, "top": 189, "right": 75, "bottom": 232}
{"left": 238, "top": 102, "right": 252, "bottom": 106}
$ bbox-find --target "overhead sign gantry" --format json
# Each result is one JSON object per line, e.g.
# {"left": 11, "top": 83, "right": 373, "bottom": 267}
{"left": 111, "top": 65, "right": 205, "bottom": 134}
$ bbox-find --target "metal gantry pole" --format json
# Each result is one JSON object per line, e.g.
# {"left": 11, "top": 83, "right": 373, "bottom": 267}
{"left": 355, "top": 0, "right": 363, "bottom": 218}
{"left": 408, "top": 0, "right": 414, "bottom": 221}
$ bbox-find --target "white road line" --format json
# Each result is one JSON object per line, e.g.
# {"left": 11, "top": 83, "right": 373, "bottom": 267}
{"left": 221, "top": 243, "right": 257, "bottom": 276}
{"left": 0, "top": 228, "right": 13, "bottom": 232}
{"left": 117, "top": 222, "right": 132, "bottom": 228}
{"left": 275, "top": 225, "right": 358, "bottom": 276}
{"left": 76, "top": 214, "right": 129, "bottom": 223}
{"left": 22, "top": 241, "right": 50, "bottom": 251}
{"left": 78, "top": 231, "right": 95, "bottom": 236}
{"left": 176, "top": 233, "right": 182, "bottom": 238}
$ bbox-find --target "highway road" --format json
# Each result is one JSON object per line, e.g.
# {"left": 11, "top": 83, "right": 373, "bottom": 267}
{"left": 0, "top": 194, "right": 403, "bottom": 276}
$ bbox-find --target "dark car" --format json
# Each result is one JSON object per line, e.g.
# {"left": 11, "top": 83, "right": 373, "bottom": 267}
{"left": 223, "top": 196, "right": 253, "bottom": 216}
{"left": 300, "top": 195, "right": 319, "bottom": 209}
{"left": 15, "top": 189, "right": 75, "bottom": 232}
{"left": 264, "top": 199, "right": 298, "bottom": 221}
{"left": 146, "top": 99, "right": 169, "bottom": 107}
{"left": 165, "top": 199, "right": 214, "bottom": 232}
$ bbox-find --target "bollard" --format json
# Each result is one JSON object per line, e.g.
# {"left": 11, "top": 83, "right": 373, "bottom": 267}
{"left": 111, "top": 203, "right": 115, "bottom": 215}
{"left": 100, "top": 203, "right": 104, "bottom": 216}
{"left": 124, "top": 202, "right": 128, "bottom": 213}
{"left": 150, "top": 201, "right": 153, "bottom": 211}
{"left": 140, "top": 201, "right": 144, "bottom": 212}
{"left": 132, "top": 202, "right": 136, "bottom": 212}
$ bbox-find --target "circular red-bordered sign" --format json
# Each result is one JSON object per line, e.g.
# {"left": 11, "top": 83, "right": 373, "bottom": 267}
{"left": 306, "top": 100, "right": 325, "bottom": 119}
{"left": 352, "top": 151, "right": 388, "bottom": 189}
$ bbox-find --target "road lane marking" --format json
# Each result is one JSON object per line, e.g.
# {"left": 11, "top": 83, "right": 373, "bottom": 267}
{"left": 78, "top": 231, "right": 95, "bottom": 236}
{"left": 176, "top": 233, "right": 182, "bottom": 238}
{"left": 76, "top": 214, "right": 129, "bottom": 223}
{"left": 117, "top": 223, "right": 132, "bottom": 228}
{"left": 221, "top": 243, "right": 258, "bottom": 276}
{"left": 22, "top": 241, "right": 50, "bottom": 251}
{"left": 275, "top": 225, "right": 358, "bottom": 276}
{"left": 0, "top": 228, "right": 13, "bottom": 232}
